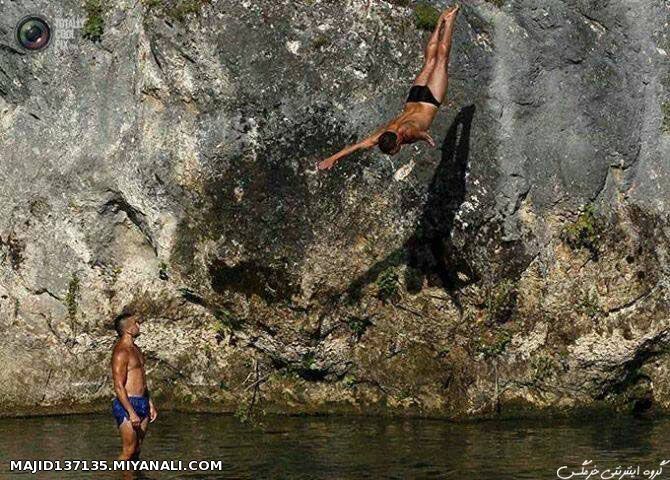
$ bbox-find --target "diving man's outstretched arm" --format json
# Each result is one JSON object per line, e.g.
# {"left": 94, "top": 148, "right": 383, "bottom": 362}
{"left": 317, "top": 125, "right": 388, "bottom": 170}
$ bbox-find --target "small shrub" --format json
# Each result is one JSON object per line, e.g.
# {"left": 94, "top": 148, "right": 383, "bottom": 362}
{"left": 531, "top": 354, "right": 556, "bottom": 382}
{"left": 476, "top": 330, "right": 512, "bottom": 358}
{"left": 414, "top": 2, "right": 440, "bottom": 31}
{"left": 561, "top": 203, "right": 601, "bottom": 260}
{"left": 301, "top": 352, "right": 317, "bottom": 371}
{"left": 65, "top": 274, "right": 80, "bottom": 321}
{"left": 82, "top": 0, "right": 105, "bottom": 42}
{"left": 109, "top": 265, "right": 123, "bottom": 284}
{"left": 343, "top": 374, "right": 357, "bottom": 387}
{"left": 578, "top": 288, "right": 601, "bottom": 319}
{"left": 148, "top": 0, "right": 212, "bottom": 22}
{"left": 347, "top": 316, "right": 372, "bottom": 339}
{"left": 312, "top": 34, "right": 330, "bottom": 50}
{"left": 662, "top": 101, "right": 670, "bottom": 133}
{"left": 376, "top": 267, "right": 399, "bottom": 301}
{"left": 213, "top": 307, "right": 243, "bottom": 331}
{"left": 158, "top": 261, "right": 169, "bottom": 280}
{"left": 234, "top": 402, "right": 252, "bottom": 424}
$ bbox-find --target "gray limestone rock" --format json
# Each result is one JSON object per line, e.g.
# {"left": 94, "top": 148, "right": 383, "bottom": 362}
{"left": 0, "top": 0, "right": 668, "bottom": 418}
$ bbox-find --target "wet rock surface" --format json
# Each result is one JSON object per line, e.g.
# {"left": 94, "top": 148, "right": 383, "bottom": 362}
{"left": 0, "top": 0, "right": 669, "bottom": 418}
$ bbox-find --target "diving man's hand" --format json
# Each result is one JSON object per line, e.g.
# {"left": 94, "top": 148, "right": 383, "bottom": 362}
{"left": 317, "top": 156, "right": 338, "bottom": 170}
{"left": 417, "top": 131, "right": 436, "bottom": 147}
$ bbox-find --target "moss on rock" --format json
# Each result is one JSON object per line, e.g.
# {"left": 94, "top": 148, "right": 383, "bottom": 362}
{"left": 82, "top": 0, "right": 105, "bottom": 42}
{"left": 143, "top": 0, "right": 212, "bottom": 22}
{"left": 561, "top": 204, "right": 602, "bottom": 260}
{"left": 662, "top": 100, "right": 670, "bottom": 133}
{"left": 413, "top": 2, "right": 440, "bottom": 31}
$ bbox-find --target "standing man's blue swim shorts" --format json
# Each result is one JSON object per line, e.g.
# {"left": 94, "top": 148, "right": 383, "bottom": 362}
{"left": 112, "top": 396, "right": 149, "bottom": 427}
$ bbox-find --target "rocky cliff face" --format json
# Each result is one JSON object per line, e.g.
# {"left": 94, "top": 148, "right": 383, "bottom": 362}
{"left": 0, "top": 0, "right": 669, "bottom": 419}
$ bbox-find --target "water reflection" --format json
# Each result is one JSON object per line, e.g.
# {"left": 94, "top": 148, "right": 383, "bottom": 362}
{"left": 0, "top": 413, "right": 667, "bottom": 479}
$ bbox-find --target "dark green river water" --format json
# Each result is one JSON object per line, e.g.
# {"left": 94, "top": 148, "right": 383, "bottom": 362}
{"left": 1, "top": 412, "right": 670, "bottom": 479}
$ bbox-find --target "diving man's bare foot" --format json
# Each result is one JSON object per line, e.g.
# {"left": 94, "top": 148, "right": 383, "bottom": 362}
{"left": 441, "top": 5, "right": 460, "bottom": 22}
{"left": 440, "top": 5, "right": 460, "bottom": 39}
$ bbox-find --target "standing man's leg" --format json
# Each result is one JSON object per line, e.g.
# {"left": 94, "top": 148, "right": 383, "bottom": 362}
{"left": 427, "top": 6, "right": 460, "bottom": 103}
{"left": 133, "top": 418, "right": 150, "bottom": 461}
{"left": 118, "top": 420, "right": 138, "bottom": 460}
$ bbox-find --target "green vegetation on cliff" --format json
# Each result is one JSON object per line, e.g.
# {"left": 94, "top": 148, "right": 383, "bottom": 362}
{"left": 376, "top": 267, "right": 399, "bottom": 301}
{"left": 82, "top": 0, "right": 105, "bottom": 42}
{"left": 476, "top": 329, "right": 512, "bottom": 358}
{"left": 413, "top": 2, "right": 440, "bottom": 31}
{"left": 347, "top": 316, "right": 372, "bottom": 339}
{"left": 662, "top": 101, "right": 670, "bottom": 133}
{"left": 561, "top": 204, "right": 602, "bottom": 259}
{"left": 312, "top": 34, "right": 330, "bottom": 50}
{"left": 142, "top": 0, "right": 212, "bottom": 22}
{"left": 65, "top": 274, "right": 80, "bottom": 321}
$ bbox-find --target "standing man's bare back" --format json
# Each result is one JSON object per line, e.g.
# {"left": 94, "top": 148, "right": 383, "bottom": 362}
{"left": 111, "top": 308, "right": 157, "bottom": 461}
{"left": 318, "top": 5, "right": 460, "bottom": 170}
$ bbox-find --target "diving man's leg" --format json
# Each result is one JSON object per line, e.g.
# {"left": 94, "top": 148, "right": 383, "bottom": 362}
{"left": 427, "top": 5, "right": 459, "bottom": 103}
{"left": 423, "top": 14, "right": 444, "bottom": 62}
{"left": 412, "top": 15, "right": 445, "bottom": 86}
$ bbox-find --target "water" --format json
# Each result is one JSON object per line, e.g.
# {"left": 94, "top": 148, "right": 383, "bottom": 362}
{"left": 1, "top": 412, "right": 669, "bottom": 479}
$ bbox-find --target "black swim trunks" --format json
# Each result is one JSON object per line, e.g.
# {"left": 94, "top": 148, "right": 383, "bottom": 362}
{"left": 407, "top": 85, "right": 440, "bottom": 107}
{"left": 406, "top": 85, "right": 441, "bottom": 107}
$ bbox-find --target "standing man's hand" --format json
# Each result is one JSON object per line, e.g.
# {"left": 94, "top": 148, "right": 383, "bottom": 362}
{"left": 129, "top": 411, "right": 141, "bottom": 429}
{"left": 149, "top": 402, "right": 158, "bottom": 423}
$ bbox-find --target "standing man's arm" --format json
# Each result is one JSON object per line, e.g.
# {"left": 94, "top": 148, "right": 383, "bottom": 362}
{"left": 112, "top": 349, "right": 141, "bottom": 428}
{"left": 146, "top": 387, "right": 158, "bottom": 423}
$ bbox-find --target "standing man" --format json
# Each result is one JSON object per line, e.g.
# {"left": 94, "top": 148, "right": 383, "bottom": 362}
{"left": 111, "top": 307, "right": 158, "bottom": 461}
{"left": 318, "top": 5, "right": 460, "bottom": 170}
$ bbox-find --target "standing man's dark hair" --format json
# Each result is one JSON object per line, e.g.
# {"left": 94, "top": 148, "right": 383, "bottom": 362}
{"left": 378, "top": 131, "right": 398, "bottom": 154}
{"left": 114, "top": 307, "right": 135, "bottom": 337}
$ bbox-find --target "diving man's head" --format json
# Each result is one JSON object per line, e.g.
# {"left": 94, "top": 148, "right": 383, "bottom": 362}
{"left": 114, "top": 307, "right": 141, "bottom": 338}
{"left": 378, "top": 131, "right": 401, "bottom": 155}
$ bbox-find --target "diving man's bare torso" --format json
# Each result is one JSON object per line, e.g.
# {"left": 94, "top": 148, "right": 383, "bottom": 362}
{"left": 387, "top": 102, "right": 441, "bottom": 144}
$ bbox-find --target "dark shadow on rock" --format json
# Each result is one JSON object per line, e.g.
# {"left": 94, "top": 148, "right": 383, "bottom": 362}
{"left": 346, "top": 105, "right": 479, "bottom": 310}
{"left": 209, "top": 258, "right": 300, "bottom": 303}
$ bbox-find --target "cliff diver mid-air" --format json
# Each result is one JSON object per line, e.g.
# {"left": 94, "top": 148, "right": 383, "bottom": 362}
{"left": 318, "top": 4, "right": 460, "bottom": 171}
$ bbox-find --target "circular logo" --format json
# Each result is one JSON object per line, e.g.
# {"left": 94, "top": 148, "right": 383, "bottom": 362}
{"left": 15, "top": 15, "right": 51, "bottom": 51}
